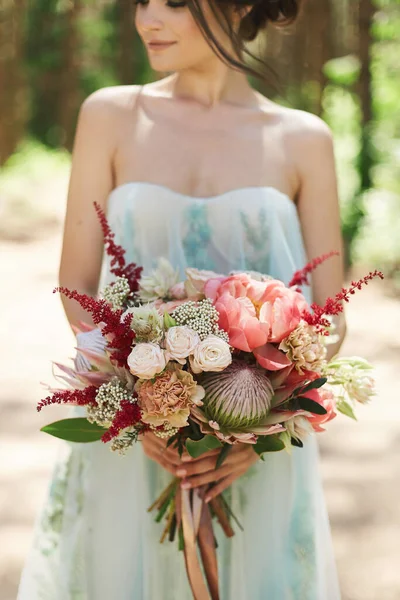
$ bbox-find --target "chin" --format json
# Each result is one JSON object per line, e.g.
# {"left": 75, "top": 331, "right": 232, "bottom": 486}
{"left": 148, "top": 57, "right": 186, "bottom": 73}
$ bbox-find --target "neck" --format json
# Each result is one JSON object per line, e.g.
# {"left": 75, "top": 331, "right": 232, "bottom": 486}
{"left": 167, "top": 63, "right": 255, "bottom": 110}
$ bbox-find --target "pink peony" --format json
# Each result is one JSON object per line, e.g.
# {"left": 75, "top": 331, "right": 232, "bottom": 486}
{"left": 302, "top": 388, "right": 337, "bottom": 432}
{"left": 204, "top": 274, "right": 309, "bottom": 365}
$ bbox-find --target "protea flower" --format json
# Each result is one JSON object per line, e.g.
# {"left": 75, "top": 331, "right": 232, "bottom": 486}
{"left": 190, "top": 404, "right": 284, "bottom": 445}
{"left": 197, "top": 359, "right": 275, "bottom": 429}
{"left": 74, "top": 327, "right": 110, "bottom": 372}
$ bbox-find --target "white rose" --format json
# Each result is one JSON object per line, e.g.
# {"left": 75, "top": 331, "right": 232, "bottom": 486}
{"left": 165, "top": 326, "right": 200, "bottom": 365}
{"left": 127, "top": 343, "right": 166, "bottom": 379}
{"left": 190, "top": 335, "right": 232, "bottom": 374}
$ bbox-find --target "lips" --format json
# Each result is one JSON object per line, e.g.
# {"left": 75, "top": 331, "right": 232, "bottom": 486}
{"left": 147, "top": 41, "right": 177, "bottom": 49}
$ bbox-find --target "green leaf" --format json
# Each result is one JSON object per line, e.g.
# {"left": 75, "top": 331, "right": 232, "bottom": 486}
{"left": 297, "top": 397, "right": 328, "bottom": 415}
{"left": 337, "top": 400, "right": 358, "bottom": 421}
{"left": 279, "top": 429, "right": 292, "bottom": 452}
{"left": 291, "top": 437, "right": 304, "bottom": 448}
{"left": 163, "top": 311, "right": 177, "bottom": 329}
{"left": 166, "top": 434, "right": 178, "bottom": 449}
{"left": 253, "top": 434, "right": 285, "bottom": 456}
{"left": 40, "top": 418, "right": 107, "bottom": 443}
{"left": 186, "top": 419, "right": 204, "bottom": 441}
{"left": 186, "top": 435, "right": 222, "bottom": 458}
{"left": 300, "top": 377, "right": 328, "bottom": 393}
{"left": 178, "top": 523, "right": 184, "bottom": 551}
{"left": 215, "top": 444, "right": 232, "bottom": 469}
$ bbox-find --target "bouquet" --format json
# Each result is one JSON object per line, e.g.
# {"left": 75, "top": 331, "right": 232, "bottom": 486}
{"left": 39, "top": 202, "right": 383, "bottom": 599}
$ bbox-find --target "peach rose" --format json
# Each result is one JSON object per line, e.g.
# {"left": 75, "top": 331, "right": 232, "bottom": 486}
{"left": 135, "top": 365, "right": 205, "bottom": 428}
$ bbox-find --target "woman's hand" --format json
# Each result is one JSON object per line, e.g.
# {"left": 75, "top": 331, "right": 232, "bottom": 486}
{"left": 141, "top": 431, "right": 184, "bottom": 476}
{"left": 176, "top": 444, "right": 260, "bottom": 503}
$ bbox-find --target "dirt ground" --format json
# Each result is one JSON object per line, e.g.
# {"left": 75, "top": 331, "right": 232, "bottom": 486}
{"left": 1, "top": 214, "right": 399, "bottom": 600}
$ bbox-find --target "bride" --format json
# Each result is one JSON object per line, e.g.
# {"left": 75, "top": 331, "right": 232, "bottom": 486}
{"left": 18, "top": 0, "right": 346, "bottom": 597}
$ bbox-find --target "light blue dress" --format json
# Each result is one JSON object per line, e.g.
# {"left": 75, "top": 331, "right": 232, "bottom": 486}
{"left": 17, "top": 182, "right": 341, "bottom": 599}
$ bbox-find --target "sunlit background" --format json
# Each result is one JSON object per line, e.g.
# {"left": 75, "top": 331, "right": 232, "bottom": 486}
{"left": 1, "top": 0, "right": 400, "bottom": 598}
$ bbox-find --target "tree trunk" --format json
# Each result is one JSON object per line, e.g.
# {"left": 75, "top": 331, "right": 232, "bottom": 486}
{"left": 357, "top": 0, "right": 374, "bottom": 190}
{"left": 261, "top": 0, "right": 333, "bottom": 114}
{"left": 59, "top": 0, "right": 83, "bottom": 151}
{"left": 0, "top": 0, "right": 27, "bottom": 165}
{"left": 117, "top": 0, "right": 136, "bottom": 84}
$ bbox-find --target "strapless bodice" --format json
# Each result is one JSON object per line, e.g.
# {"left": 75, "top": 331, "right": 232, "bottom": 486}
{"left": 101, "top": 181, "right": 312, "bottom": 303}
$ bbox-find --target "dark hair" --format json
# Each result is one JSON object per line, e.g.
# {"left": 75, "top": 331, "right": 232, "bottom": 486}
{"left": 187, "top": 0, "right": 301, "bottom": 84}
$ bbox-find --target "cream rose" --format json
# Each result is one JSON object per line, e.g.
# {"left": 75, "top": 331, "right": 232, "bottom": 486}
{"left": 127, "top": 343, "right": 166, "bottom": 379}
{"left": 165, "top": 326, "right": 200, "bottom": 365}
{"left": 190, "top": 335, "right": 232, "bottom": 374}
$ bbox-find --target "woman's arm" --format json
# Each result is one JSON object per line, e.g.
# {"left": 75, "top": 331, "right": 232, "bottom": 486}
{"left": 59, "top": 88, "right": 118, "bottom": 331}
{"left": 287, "top": 112, "right": 347, "bottom": 360}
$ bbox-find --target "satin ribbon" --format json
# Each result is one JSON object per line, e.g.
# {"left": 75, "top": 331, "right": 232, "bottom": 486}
{"left": 180, "top": 487, "right": 220, "bottom": 600}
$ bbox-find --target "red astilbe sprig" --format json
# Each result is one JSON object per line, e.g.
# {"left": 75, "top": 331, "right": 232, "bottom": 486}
{"left": 54, "top": 287, "right": 134, "bottom": 367}
{"left": 302, "top": 269, "right": 384, "bottom": 333}
{"left": 37, "top": 385, "right": 98, "bottom": 412}
{"left": 94, "top": 201, "right": 142, "bottom": 293}
{"left": 101, "top": 399, "right": 142, "bottom": 443}
{"left": 288, "top": 251, "right": 340, "bottom": 290}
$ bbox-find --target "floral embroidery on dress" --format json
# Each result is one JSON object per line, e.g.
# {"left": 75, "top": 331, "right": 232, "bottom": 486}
{"left": 240, "top": 207, "right": 271, "bottom": 274}
{"left": 182, "top": 204, "right": 216, "bottom": 271}
{"left": 288, "top": 492, "right": 317, "bottom": 600}
{"left": 29, "top": 443, "right": 88, "bottom": 599}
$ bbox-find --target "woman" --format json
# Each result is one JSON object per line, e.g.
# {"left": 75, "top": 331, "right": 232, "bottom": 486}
{"left": 18, "top": 0, "right": 346, "bottom": 597}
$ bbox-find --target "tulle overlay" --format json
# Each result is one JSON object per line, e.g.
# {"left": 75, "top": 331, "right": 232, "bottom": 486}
{"left": 18, "top": 182, "right": 341, "bottom": 599}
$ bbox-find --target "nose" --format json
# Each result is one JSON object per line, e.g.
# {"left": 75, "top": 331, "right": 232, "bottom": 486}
{"left": 136, "top": 7, "right": 164, "bottom": 31}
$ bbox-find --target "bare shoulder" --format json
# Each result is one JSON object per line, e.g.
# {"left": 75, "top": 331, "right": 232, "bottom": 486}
{"left": 254, "top": 93, "right": 333, "bottom": 151}
{"left": 278, "top": 106, "right": 334, "bottom": 156}
{"left": 75, "top": 85, "right": 142, "bottom": 163}
{"left": 81, "top": 84, "right": 142, "bottom": 116}
{"left": 272, "top": 106, "right": 336, "bottom": 189}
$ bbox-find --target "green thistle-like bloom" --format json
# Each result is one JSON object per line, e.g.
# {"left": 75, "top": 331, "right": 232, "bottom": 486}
{"left": 124, "top": 304, "right": 164, "bottom": 343}
{"left": 198, "top": 360, "right": 274, "bottom": 428}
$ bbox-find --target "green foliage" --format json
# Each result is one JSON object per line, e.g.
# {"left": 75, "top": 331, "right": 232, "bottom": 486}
{"left": 323, "top": 55, "right": 361, "bottom": 87}
{"left": 40, "top": 418, "right": 107, "bottom": 443}
{"left": 353, "top": 190, "right": 400, "bottom": 289}
{"left": 185, "top": 435, "right": 223, "bottom": 458}
{"left": 253, "top": 434, "right": 285, "bottom": 456}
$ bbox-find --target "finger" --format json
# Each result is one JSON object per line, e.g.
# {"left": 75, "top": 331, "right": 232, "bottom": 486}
{"left": 145, "top": 434, "right": 188, "bottom": 466}
{"left": 144, "top": 447, "right": 178, "bottom": 476}
{"left": 176, "top": 455, "right": 218, "bottom": 478}
{"left": 182, "top": 444, "right": 249, "bottom": 473}
{"left": 176, "top": 447, "right": 249, "bottom": 478}
{"left": 205, "top": 473, "right": 238, "bottom": 503}
{"left": 181, "top": 456, "right": 249, "bottom": 489}
{"left": 142, "top": 435, "right": 182, "bottom": 464}
{"left": 180, "top": 447, "right": 222, "bottom": 463}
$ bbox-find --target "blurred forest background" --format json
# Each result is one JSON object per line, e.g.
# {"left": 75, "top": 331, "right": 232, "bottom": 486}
{"left": 1, "top": 0, "right": 400, "bottom": 278}
{"left": 1, "top": 1, "right": 399, "bottom": 599}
